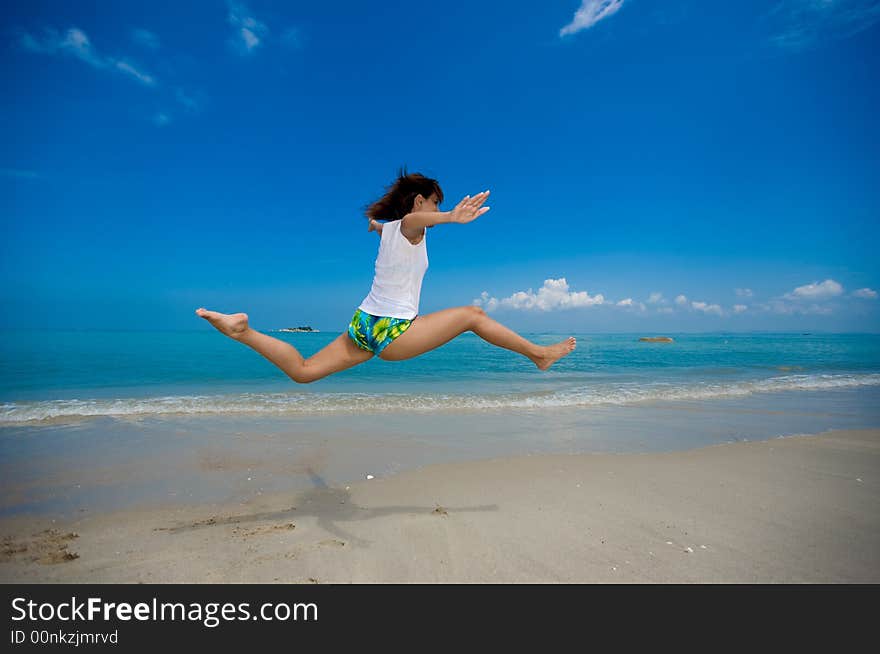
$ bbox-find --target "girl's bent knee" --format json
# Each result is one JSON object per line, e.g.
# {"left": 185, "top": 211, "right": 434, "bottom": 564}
{"left": 467, "top": 305, "right": 487, "bottom": 327}
{"left": 290, "top": 370, "right": 317, "bottom": 384}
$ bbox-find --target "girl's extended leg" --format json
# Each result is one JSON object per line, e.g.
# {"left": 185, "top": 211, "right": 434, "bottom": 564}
{"left": 195, "top": 308, "right": 373, "bottom": 383}
{"left": 378, "top": 305, "right": 576, "bottom": 370}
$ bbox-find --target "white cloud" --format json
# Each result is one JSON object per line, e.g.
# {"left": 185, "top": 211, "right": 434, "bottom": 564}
{"left": 733, "top": 304, "right": 748, "bottom": 314}
{"left": 616, "top": 298, "right": 646, "bottom": 311}
{"left": 735, "top": 288, "right": 753, "bottom": 298}
{"left": 647, "top": 292, "right": 665, "bottom": 304}
{"left": 691, "top": 301, "right": 723, "bottom": 316}
{"left": 114, "top": 60, "right": 155, "bottom": 85}
{"left": 59, "top": 28, "right": 97, "bottom": 63}
{"left": 131, "top": 28, "right": 160, "bottom": 49}
{"left": 242, "top": 29, "right": 259, "bottom": 50}
{"left": 560, "top": 0, "right": 625, "bottom": 37}
{"left": 784, "top": 279, "right": 843, "bottom": 300}
{"left": 16, "top": 26, "right": 156, "bottom": 86}
{"left": 153, "top": 112, "right": 171, "bottom": 126}
{"left": 473, "top": 291, "right": 499, "bottom": 312}
{"left": 852, "top": 287, "right": 878, "bottom": 299}
{"left": 227, "top": 1, "right": 269, "bottom": 55}
{"left": 675, "top": 294, "right": 688, "bottom": 306}
{"left": 474, "top": 278, "right": 605, "bottom": 312}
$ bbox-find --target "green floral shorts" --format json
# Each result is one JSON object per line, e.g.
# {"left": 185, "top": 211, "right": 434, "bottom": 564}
{"left": 347, "top": 308, "right": 415, "bottom": 355}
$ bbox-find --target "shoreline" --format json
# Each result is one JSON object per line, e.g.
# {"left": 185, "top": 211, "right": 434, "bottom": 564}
{"left": 1, "top": 428, "right": 877, "bottom": 583}
{"left": 2, "top": 386, "right": 878, "bottom": 520}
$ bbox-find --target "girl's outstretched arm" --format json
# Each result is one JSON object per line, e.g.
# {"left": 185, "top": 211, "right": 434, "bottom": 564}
{"left": 401, "top": 190, "right": 490, "bottom": 239}
{"left": 367, "top": 218, "right": 384, "bottom": 234}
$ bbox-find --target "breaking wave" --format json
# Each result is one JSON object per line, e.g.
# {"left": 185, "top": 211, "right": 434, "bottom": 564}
{"left": 3, "top": 373, "right": 879, "bottom": 426}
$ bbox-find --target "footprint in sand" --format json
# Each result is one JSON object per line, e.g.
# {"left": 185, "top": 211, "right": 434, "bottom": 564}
{"left": 232, "top": 523, "right": 297, "bottom": 539}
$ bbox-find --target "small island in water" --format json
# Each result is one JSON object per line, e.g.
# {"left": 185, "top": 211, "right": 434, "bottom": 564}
{"left": 638, "top": 336, "right": 674, "bottom": 343}
{"left": 277, "top": 326, "right": 320, "bottom": 333}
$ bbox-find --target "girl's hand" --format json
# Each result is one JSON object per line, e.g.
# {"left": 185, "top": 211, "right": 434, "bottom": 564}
{"left": 448, "top": 190, "right": 490, "bottom": 224}
{"left": 367, "top": 218, "right": 383, "bottom": 233}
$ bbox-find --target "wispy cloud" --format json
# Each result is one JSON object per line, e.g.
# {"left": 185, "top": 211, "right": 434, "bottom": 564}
{"left": 474, "top": 278, "right": 605, "bottom": 312}
{"left": 766, "top": 0, "right": 880, "bottom": 51}
{"left": 153, "top": 112, "right": 171, "bottom": 127}
{"left": 174, "top": 87, "right": 205, "bottom": 114}
{"left": 735, "top": 288, "right": 753, "bottom": 298}
{"left": 560, "top": 0, "right": 626, "bottom": 37}
{"left": 647, "top": 292, "right": 665, "bottom": 304}
{"left": 758, "top": 299, "right": 834, "bottom": 315}
{"left": 114, "top": 60, "right": 155, "bottom": 85}
{"left": 15, "top": 26, "right": 156, "bottom": 86}
{"left": 675, "top": 294, "right": 688, "bottom": 306}
{"left": 733, "top": 304, "right": 748, "bottom": 314}
{"left": 14, "top": 25, "right": 209, "bottom": 127}
{"left": 227, "top": 1, "right": 269, "bottom": 55}
{"left": 131, "top": 28, "right": 160, "bottom": 50}
{"left": 224, "top": 3, "right": 303, "bottom": 56}
{"left": 853, "top": 287, "right": 878, "bottom": 299}
{"left": 150, "top": 88, "right": 207, "bottom": 126}
{"left": 783, "top": 279, "right": 844, "bottom": 300}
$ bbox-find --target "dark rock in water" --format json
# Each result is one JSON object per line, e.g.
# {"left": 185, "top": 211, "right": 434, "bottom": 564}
{"left": 638, "top": 336, "right": 674, "bottom": 343}
{"left": 278, "top": 326, "right": 319, "bottom": 333}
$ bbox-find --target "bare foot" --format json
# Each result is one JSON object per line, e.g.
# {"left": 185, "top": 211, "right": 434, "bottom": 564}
{"left": 532, "top": 337, "right": 577, "bottom": 371}
{"left": 195, "top": 307, "right": 250, "bottom": 340}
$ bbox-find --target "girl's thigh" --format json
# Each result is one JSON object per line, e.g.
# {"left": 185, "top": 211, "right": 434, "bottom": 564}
{"left": 302, "top": 332, "right": 374, "bottom": 381}
{"left": 378, "top": 306, "right": 478, "bottom": 361}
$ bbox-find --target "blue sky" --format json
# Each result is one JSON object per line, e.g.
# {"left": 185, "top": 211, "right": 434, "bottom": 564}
{"left": 2, "top": 0, "right": 879, "bottom": 333}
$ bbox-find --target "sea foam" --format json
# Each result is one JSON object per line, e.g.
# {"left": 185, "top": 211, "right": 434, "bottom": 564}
{"left": 2, "top": 373, "right": 878, "bottom": 425}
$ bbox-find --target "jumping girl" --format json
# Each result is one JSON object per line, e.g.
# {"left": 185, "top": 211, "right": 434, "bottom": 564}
{"left": 195, "top": 170, "right": 577, "bottom": 383}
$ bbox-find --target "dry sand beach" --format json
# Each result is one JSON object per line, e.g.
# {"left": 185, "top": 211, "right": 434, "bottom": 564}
{"left": 1, "top": 428, "right": 878, "bottom": 583}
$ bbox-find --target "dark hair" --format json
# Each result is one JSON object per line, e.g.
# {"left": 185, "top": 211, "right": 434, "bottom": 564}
{"left": 363, "top": 166, "right": 444, "bottom": 222}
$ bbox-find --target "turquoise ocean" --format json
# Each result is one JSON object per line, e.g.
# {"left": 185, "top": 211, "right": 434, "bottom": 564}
{"left": 3, "top": 330, "right": 879, "bottom": 421}
{"left": 1, "top": 330, "right": 879, "bottom": 515}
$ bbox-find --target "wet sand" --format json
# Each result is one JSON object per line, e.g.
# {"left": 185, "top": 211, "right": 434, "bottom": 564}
{"left": 1, "top": 428, "right": 878, "bottom": 583}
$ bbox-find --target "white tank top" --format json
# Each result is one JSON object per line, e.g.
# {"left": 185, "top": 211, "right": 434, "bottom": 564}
{"left": 358, "top": 219, "right": 429, "bottom": 319}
